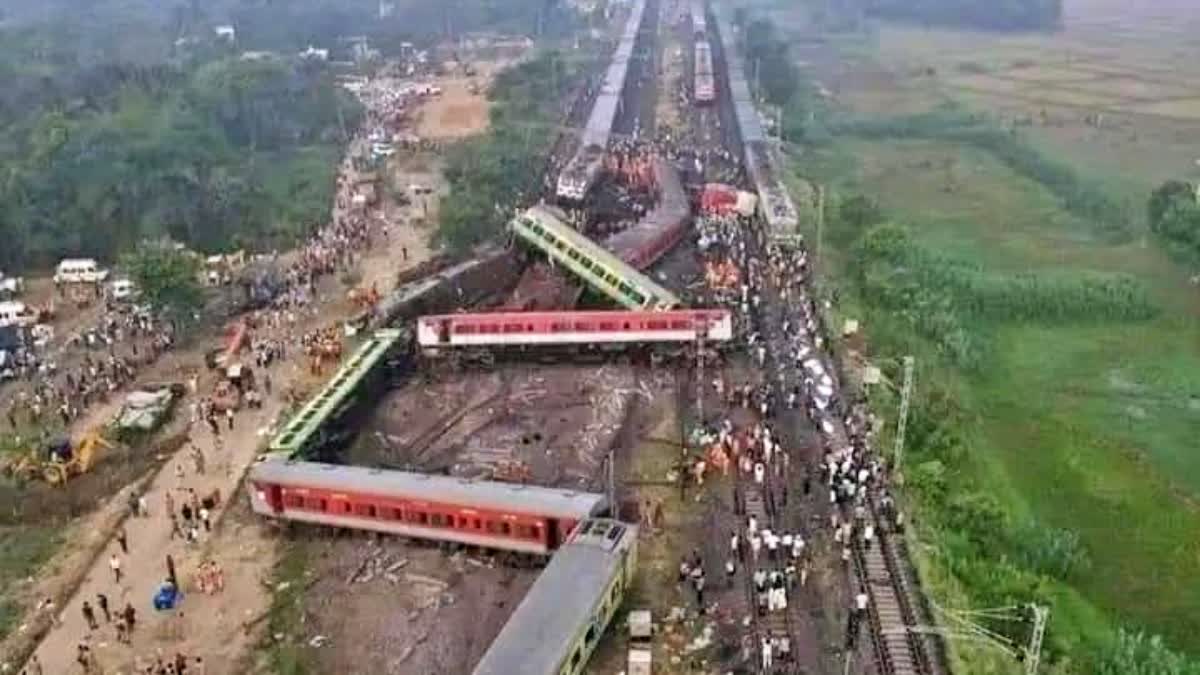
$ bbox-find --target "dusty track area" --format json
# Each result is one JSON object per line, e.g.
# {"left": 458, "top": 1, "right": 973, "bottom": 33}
{"left": 1, "top": 60, "right": 500, "bottom": 674}
{"left": 289, "top": 532, "right": 537, "bottom": 675}
{"left": 415, "top": 64, "right": 512, "bottom": 140}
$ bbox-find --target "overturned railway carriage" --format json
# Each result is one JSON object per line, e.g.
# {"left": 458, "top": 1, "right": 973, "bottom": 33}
{"left": 605, "top": 157, "right": 691, "bottom": 270}
{"left": 371, "top": 247, "right": 519, "bottom": 329}
{"left": 417, "top": 309, "right": 732, "bottom": 357}
{"left": 556, "top": 0, "right": 648, "bottom": 202}
{"left": 249, "top": 456, "right": 608, "bottom": 555}
{"left": 268, "top": 329, "right": 409, "bottom": 461}
{"left": 511, "top": 205, "right": 681, "bottom": 310}
{"left": 472, "top": 519, "right": 638, "bottom": 675}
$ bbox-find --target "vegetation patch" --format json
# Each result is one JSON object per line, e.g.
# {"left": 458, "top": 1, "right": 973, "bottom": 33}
{"left": 436, "top": 48, "right": 591, "bottom": 252}
{"left": 853, "top": 222, "right": 1156, "bottom": 369}
{"left": 831, "top": 107, "right": 1133, "bottom": 240}
{"left": 0, "top": 46, "right": 359, "bottom": 270}
{"left": 259, "top": 538, "right": 317, "bottom": 675}
{"left": 794, "top": 119, "right": 1200, "bottom": 671}
{"left": 0, "top": 525, "right": 63, "bottom": 639}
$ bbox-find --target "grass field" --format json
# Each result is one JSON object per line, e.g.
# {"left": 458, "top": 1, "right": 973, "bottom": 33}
{"left": 752, "top": 0, "right": 1200, "bottom": 667}
{"left": 0, "top": 525, "right": 63, "bottom": 637}
{"left": 797, "top": 131, "right": 1200, "bottom": 667}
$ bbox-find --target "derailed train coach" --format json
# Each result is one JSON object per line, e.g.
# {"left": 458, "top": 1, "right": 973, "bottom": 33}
{"left": 472, "top": 519, "right": 638, "bottom": 675}
{"left": 249, "top": 456, "right": 609, "bottom": 557}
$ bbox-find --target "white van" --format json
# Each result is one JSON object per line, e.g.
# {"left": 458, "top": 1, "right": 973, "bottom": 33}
{"left": 0, "top": 301, "right": 37, "bottom": 328}
{"left": 54, "top": 258, "right": 109, "bottom": 285}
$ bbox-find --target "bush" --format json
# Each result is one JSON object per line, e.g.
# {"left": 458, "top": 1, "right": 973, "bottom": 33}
{"left": 1010, "top": 521, "right": 1091, "bottom": 581}
{"left": 1095, "top": 630, "right": 1200, "bottom": 675}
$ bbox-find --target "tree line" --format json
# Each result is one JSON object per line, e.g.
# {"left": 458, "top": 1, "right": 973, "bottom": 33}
{"left": 0, "top": 53, "right": 358, "bottom": 272}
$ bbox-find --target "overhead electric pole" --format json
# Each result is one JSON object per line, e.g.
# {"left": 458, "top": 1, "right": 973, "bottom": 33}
{"left": 893, "top": 355, "right": 915, "bottom": 477}
{"left": 1025, "top": 605, "right": 1049, "bottom": 675}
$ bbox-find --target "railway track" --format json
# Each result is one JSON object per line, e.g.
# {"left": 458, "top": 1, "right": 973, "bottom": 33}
{"left": 855, "top": 498, "right": 945, "bottom": 675}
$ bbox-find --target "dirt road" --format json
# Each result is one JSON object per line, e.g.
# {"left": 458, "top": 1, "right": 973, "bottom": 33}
{"left": 14, "top": 148, "right": 447, "bottom": 675}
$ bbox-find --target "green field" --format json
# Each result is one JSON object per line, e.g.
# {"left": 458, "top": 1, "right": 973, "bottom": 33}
{"left": 796, "top": 128, "right": 1200, "bottom": 671}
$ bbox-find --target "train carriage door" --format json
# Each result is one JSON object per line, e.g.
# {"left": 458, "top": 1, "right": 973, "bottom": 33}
{"left": 547, "top": 519, "right": 562, "bottom": 550}
{"left": 438, "top": 318, "right": 451, "bottom": 344}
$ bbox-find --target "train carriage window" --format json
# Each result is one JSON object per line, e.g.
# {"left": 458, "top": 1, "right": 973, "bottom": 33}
{"left": 284, "top": 494, "right": 304, "bottom": 508}
{"left": 500, "top": 522, "right": 511, "bottom": 536}
{"left": 473, "top": 518, "right": 482, "bottom": 530}
{"left": 305, "top": 497, "right": 326, "bottom": 511}
{"left": 353, "top": 503, "right": 376, "bottom": 518}
{"left": 598, "top": 321, "right": 616, "bottom": 331}
{"left": 390, "top": 507, "right": 404, "bottom": 520}
{"left": 430, "top": 513, "right": 446, "bottom": 527}
{"left": 339, "top": 501, "right": 352, "bottom": 514}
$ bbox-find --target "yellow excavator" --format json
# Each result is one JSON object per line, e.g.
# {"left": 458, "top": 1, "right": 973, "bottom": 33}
{"left": 1, "top": 431, "right": 114, "bottom": 486}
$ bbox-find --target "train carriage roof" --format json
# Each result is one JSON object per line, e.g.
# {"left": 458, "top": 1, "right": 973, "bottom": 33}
{"left": 472, "top": 520, "right": 636, "bottom": 675}
{"left": 252, "top": 457, "right": 608, "bottom": 520}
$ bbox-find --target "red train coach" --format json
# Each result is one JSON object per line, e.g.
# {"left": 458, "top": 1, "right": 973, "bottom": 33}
{"left": 249, "top": 456, "right": 608, "bottom": 555}
{"left": 415, "top": 309, "right": 733, "bottom": 353}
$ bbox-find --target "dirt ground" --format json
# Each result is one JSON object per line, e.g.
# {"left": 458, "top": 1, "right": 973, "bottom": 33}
{"left": 415, "top": 62, "right": 512, "bottom": 140}
{"left": 350, "top": 363, "right": 640, "bottom": 487}
{"left": 283, "top": 531, "right": 537, "bottom": 675}
{"left": 299, "top": 361, "right": 645, "bottom": 674}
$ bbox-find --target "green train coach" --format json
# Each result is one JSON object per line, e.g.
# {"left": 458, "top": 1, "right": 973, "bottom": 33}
{"left": 472, "top": 518, "right": 639, "bottom": 675}
{"left": 268, "top": 329, "right": 406, "bottom": 460}
{"left": 510, "top": 206, "right": 681, "bottom": 311}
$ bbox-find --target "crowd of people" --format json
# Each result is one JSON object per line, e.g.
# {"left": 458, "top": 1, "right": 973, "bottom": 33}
{"left": 678, "top": 197, "right": 906, "bottom": 670}
{"left": 5, "top": 306, "right": 176, "bottom": 433}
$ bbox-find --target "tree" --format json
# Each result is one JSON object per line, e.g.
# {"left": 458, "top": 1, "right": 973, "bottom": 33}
{"left": 120, "top": 239, "right": 205, "bottom": 328}
{"left": 1147, "top": 180, "right": 1200, "bottom": 262}
{"left": 1148, "top": 180, "right": 1196, "bottom": 230}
